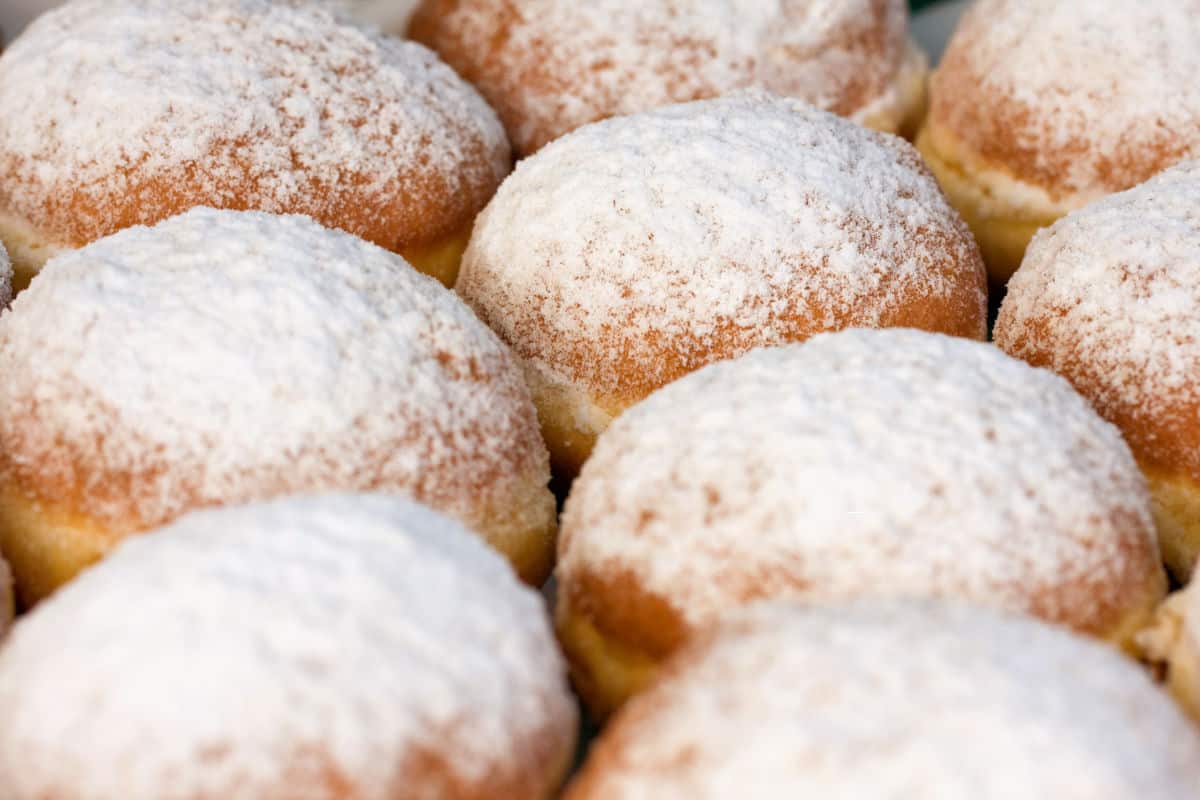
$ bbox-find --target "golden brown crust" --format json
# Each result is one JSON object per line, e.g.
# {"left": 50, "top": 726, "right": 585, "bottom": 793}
{"left": 927, "top": 0, "right": 1200, "bottom": 205}
{"left": 410, "top": 0, "right": 914, "bottom": 155}
{"left": 0, "top": 1, "right": 511, "bottom": 282}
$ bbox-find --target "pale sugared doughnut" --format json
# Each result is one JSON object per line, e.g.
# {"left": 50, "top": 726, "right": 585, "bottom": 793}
{"left": 0, "top": 0, "right": 510, "bottom": 289}
{"left": 408, "top": 0, "right": 928, "bottom": 156}
{"left": 567, "top": 602, "right": 1200, "bottom": 798}
{"left": 0, "top": 494, "right": 578, "bottom": 799}
{"left": 996, "top": 162, "right": 1200, "bottom": 580}
{"left": 0, "top": 208, "right": 556, "bottom": 604}
{"left": 917, "top": 0, "right": 1200, "bottom": 283}
{"left": 457, "top": 93, "right": 987, "bottom": 475}
{"left": 555, "top": 329, "right": 1164, "bottom": 718}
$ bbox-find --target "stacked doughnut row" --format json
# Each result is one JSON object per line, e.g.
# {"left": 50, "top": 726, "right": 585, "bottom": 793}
{"left": 2, "top": 1, "right": 1200, "bottom": 797}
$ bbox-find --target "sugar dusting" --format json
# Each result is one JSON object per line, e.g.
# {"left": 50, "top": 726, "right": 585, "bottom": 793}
{"left": 0, "top": 494, "right": 577, "bottom": 798}
{"left": 558, "top": 329, "right": 1158, "bottom": 636}
{"left": 996, "top": 162, "right": 1200, "bottom": 472}
{"left": 0, "top": 0, "right": 509, "bottom": 246}
{"left": 933, "top": 0, "right": 1200, "bottom": 201}
{"left": 573, "top": 602, "right": 1200, "bottom": 798}
{"left": 0, "top": 208, "right": 549, "bottom": 532}
{"left": 458, "top": 92, "right": 986, "bottom": 404}
{"left": 412, "top": 0, "right": 911, "bottom": 154}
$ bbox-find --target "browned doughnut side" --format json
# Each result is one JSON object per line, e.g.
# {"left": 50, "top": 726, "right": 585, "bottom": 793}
{"left": 0, "top": 131, "right": 502, "bottom": 287}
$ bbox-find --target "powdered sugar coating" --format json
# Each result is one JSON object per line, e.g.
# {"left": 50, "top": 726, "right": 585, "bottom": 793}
{"left": 0, "top": 208, "right": 550, "bottom": 536}
{"left": 932, "top": 0, "right": 1200, "bottom": 202}
{"left": 0, "top": 0, "right": 509, "bottom": 249}
{"left": 996, "top": 163, "right": 1200, "bottom": 477}
{"left": 410, "top": 0, "right": 913, "bottom": 155}
{"left": 569, "top": 602, "right": 1200, "bottom": 798}
{"left": 559, "top": 329, "right": 1160, "bottom": 637}
{"left": 458, "top": 93, "right": 987, "bottom": 405}
{"left": 0, "top": 494, "right": 578, "bottom": 799}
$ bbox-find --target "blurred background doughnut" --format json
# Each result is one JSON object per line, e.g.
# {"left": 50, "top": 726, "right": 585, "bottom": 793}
{"left": 0, "top": 0, "right": 510, "bottom": 289}
{"left": 409, "top": 0, "right": 928, "bottom": 156}
{"left": 918, "top": 0, "right": 1200, "bottom": 284}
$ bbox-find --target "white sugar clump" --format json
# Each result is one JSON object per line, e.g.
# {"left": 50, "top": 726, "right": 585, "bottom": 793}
{"left": 0, "top": 208, "right": 548, "bottom": 531}
{"left": 573, "top": 601, "right": 1200, "bottom": 798}
{"left": 0, "top": 494, "right": 577, "bottom": 799}
{"left": 559, "top": 328, "right": 1158, "bottom": 635}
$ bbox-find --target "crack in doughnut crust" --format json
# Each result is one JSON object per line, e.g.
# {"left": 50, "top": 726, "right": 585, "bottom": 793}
{"left": 0, "top": 0, "right": 511, "bottom": 286}
{"left": 457, "top": 92, "right": 986, "bottom": 474}
{"left": 566, "top": 602, "right": 1200, "bottom": 799}
{"left": 0, "top": 208, "right": 556, "bottom": 603}
{"left": 996, "top": 162, "right": 1200, "bottom": 580}
{"left": 0, "top": 494, "right": 578, "bottom": 800}
{"left": 409, "top": 0, "right": 925, "bottom": 155}
{"left": 919, "top": 0, "right": 1200, "bottom": 281}
{"left": 555, "top": 329, "right": 1165, "bottom": 716}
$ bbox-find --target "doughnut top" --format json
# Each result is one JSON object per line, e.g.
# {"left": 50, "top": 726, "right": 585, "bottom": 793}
{"left": 0, "top": 494, "right": 577, "bottom": 799}
{"left": 931, "top": 0, "right": 1200, "bottom": 202}
{"left": 0, "top": 208, "right": 548, "bottom": 533}
{"left": 996, "top": 162, "right": 1200, "bottom": 477}
{"left": 458, "top": 93, "right": 986, "bottom": 405}
{"left": 410, "top": 0, "right": 911, "bottom": 155}
{"left": 559, "top": 329, "right": 1159, "bottom": 643}
{"left": 0, "top": 0, "right": 509, "bottom": 250}
{"left": 569, "top": 602, "right": 1200, "bottom": 798}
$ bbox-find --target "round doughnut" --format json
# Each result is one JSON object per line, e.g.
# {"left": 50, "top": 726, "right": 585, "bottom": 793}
{"left": 995, "top": 163, "right": 1200, "bottom": 581}
{"left": 0, "top": 494, "right": 578, "bottom": 799}
{"left": 0, "top": 208, "right": 556, "bottom": 605}
{"left": 0, "top": 0, "right": 510, "bottom": 290}
{"left": 408, "top": 0, "right": 928, "bottom": 156}
{"left": 555, "top": 329, "right": 1165, "bottom": 718}
{"left": 457, "top": 92, "right": 987, "bottom": 476}
{"left": 566, "top": 601, "right": 1200, "bottom": 798}
{"left": 917, "top": 0, "right": 1200, "bottom": 284}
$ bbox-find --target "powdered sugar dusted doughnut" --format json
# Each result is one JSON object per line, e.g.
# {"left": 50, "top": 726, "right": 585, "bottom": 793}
{"left": 0, "top": 494, "right": 578, "bottom": 799}
{"left": 555, "top": 329, "right": 1164, "bottom": 717}
{"left": 0, "top": 208, "right": 556, "bottom": 604}
{"left": 457, "top": 93, "right": 987, "bottom": 475}
{"left": 409, "top": 0, "right": 927, "bottom": 156}
{"left": 917, "top": 0, "right": 1200, "bottom": 282}
{"left": 996, "top": 162, "right": 1200, "bottom": 580}
{"left": 0, "top": 0, "right": 510, "bottom": 289}
{"left": 567, "top": 602, "right": 1200, "bottom": 798}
